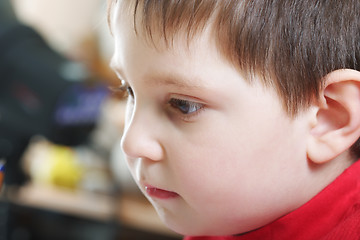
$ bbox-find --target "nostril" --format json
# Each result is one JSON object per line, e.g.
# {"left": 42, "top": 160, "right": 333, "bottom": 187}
{"left": 120, "top": 109, "right": 164, "bottom": 161}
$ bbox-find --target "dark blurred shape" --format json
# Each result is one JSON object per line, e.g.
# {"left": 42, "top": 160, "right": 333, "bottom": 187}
{"left": 0, "top": 1, "right": 108, "bottom": 186}
{"left": 0, "top": 0, "right": 17, "bottom": 23}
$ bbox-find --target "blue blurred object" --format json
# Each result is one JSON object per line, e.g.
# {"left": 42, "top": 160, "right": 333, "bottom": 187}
{"left": 55, "top": 84, "right": 109, "bottom": 126}
{"left": 0, "top": 161, "right": 5, "bottom": 172}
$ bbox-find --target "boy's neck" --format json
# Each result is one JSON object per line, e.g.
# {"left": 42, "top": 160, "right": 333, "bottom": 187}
{"left": 308, "top": 150, "right": 354, "bottom": 193}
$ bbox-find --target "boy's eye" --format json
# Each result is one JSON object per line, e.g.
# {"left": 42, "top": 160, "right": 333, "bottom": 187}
{"left": 169, "top": 98, "right": 203, "bottom": 115}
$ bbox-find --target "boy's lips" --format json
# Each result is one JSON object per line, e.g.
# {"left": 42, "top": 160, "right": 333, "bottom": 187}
{"left": 145, "top": 185, "right": 179, "bottom": 199}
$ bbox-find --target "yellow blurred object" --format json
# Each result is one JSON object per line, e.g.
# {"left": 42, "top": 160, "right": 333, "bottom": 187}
{"left": 49, "top": 145, "right": 83, "bottom": 189}
{"left": 22, "top": 139, "right": 83, "bottom": 189}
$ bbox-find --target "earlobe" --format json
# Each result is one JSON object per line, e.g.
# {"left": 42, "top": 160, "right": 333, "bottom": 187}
{"left": 307, "top": 69, "right": 360, "bottom": 164}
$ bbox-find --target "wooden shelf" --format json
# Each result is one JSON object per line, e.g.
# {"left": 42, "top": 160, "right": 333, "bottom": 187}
{"left": 5, "top": 183, "right": 181, "bottom": 238}
{"left": 7, "top": 183, "right": 115, "bottom": 221}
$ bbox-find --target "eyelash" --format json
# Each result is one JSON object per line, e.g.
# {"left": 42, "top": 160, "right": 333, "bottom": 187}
{"left": 110, "top": 81, "right": 204, "bottom": 122}
{"left": 168, "top": 98, "right": 204, "bottom": 121}
{"left": 110, "top": 81, "right": 134, "bottom": 99}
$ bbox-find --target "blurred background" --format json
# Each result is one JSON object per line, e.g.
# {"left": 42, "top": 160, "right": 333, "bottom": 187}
{"left": 0, "top": 0, "right": 182, "bottom": 239}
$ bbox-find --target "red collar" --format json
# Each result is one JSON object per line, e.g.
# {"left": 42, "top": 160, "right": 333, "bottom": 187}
{"left": 185, "top": 160, "right": 360, "bottom": 240}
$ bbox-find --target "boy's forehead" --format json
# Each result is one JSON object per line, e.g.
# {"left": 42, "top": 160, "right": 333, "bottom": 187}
{"left": 110, "top": 1, "right": 248, "bottom": 96}
{"left": 110, "top": 7, "right": 237, "bottom": 93}
{"left": 113, "top": 10, "right": 216, "bottom": 61}
{"left": 111, "top": 0, "right": 222, "bottom": 52}
{"left": 111, "top": 14, "right": 221, "bottom": 75}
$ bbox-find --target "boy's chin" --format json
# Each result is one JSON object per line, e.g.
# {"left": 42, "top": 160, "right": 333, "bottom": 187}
{"left": 161, "top": 216, "right": 256, "bottom": 237}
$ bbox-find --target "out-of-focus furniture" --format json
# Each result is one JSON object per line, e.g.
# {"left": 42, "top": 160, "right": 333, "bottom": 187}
{"left": 2, "top": 183, "right": 182, "bottom": 240}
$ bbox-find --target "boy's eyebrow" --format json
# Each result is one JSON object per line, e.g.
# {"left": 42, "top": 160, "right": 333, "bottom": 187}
{"left": 145, "top": 72, "right": 203, "bottom": 90}
{"left": 110, "top": 59, "right": 203, "bottom": 90}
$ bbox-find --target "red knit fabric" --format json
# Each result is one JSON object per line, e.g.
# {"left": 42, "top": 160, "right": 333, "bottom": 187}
{"left": 184, "top": 160, "right": 360, "bottom": 240}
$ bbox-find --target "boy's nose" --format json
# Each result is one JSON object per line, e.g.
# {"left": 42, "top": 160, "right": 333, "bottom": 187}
{"left": 121, "top": 110, "right": 164, "bottom": 162}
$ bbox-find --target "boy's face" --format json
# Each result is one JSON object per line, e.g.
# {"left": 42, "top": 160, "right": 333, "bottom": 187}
{"left": 111, "top": 7, "right": 316, "bottom": 236}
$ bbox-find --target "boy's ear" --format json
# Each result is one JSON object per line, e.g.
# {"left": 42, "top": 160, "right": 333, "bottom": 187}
{"left": 307, "top": 69, "right": 360, "bottom": 164}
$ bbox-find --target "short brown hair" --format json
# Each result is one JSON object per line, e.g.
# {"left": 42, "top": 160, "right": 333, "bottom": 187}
{"left": 109, "top": 0, "right": 360, "bottom": 156}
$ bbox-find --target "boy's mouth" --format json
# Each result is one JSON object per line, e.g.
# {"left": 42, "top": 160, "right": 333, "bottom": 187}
{"left": 145, "top": 185, "right": 179, "bottom": 199}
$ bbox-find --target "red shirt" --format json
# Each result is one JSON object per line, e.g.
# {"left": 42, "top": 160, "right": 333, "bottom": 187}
{"left": 184, "top": 160, "right": 360, "bottom": 240}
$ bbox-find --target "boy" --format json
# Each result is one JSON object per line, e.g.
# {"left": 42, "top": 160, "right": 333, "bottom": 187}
{"left": 108, "top": 0, "right": 360, "bottom": 239}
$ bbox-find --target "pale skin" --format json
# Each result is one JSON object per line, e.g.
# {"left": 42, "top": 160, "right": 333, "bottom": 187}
{"left": 110, "top": 2, "right": 360, "bottom": 236}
